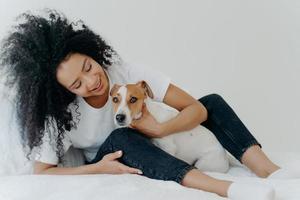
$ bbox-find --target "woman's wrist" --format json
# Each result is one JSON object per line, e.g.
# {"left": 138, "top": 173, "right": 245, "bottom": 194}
{"left": 158, "top": 122, "right": 169, "bottom": 137}
{"left": 84, "top": 162, "right": 104, "bottom": 174}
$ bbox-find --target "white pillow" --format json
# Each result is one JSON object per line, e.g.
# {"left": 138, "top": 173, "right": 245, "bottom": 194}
{"left": 0, "top": 83, "right": 85, "bottom": 175}
{"left": 0, "top": 83, "right": 34, "bottom": 175}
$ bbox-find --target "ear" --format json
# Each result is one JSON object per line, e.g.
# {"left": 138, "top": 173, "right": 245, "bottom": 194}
{"left": 137, "top": 80, "right": 154, "bottom": 99}
{"left": 110, "top": 84, "right": 121, "bottom": 96}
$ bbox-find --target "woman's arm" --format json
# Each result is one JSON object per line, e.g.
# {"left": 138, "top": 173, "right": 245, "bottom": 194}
{"left": 34, "top": 161, "right": 99, "bottom": 175}
{"left": 160, "top": 83, "right": 208, "bottom": 137}
{"left": 34, "top": 151, "right": 142, "bottom": 175}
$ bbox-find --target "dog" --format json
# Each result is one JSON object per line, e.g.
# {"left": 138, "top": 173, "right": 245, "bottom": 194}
{"left": 109, "top": 80, "right": 229, "bottom": 173}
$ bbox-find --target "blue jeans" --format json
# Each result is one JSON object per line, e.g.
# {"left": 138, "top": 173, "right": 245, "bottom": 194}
{"left": 86, "top": 93, "right": 261, "bottom": 183}
{"left": 199, "top": 94, "right": 261, "bottom": 161}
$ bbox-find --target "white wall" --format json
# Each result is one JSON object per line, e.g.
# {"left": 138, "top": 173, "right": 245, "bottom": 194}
{"left": 1, "top": 0, "right": 299, "bottom": 154}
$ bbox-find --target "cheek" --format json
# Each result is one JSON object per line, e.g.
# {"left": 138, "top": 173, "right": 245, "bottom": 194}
{"left": 100, "top": 71, "right": 108, "bottom": 86}
{"left": 128, "top": 102, "right": 143, "bottom": 116}
{"left": 94, "top": 65, "right": 104, "bottom": 75}
{"left": 68, "top": 88, "right": 81, "bottom": 96}
{"left": 74, "top": 87, "right": 89, "bottom": 97}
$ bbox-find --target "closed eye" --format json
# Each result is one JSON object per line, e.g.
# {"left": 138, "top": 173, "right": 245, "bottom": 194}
{"left": 75, "top": 81, "right": 81, "bottom": 89}
{"left": 86, "top": 63, "right": 92, "bottom": 72}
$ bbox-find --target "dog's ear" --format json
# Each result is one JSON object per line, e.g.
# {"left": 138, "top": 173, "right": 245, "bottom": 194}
{"left": 110, "top": 84, "right": 121, "bottom": 97}
{"left": 137, "top": 80, "right": 154, "bottom": 99}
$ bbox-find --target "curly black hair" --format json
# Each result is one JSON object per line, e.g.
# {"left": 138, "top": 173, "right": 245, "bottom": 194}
{"left": 0, "top": 9, "right": 120, "bottom": 163}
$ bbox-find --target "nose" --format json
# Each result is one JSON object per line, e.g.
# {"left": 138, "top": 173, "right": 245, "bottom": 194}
{"left": 84, "top": 75, "right": 98, "bottom": 91}
{"left": 116, "top": 114, "right": 126, "bottom": 123}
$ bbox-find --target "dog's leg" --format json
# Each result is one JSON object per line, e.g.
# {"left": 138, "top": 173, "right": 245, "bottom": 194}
{"left": 151, "top": 138, "right": 177, "bottom": 157}
{"left": 194, "top": 149, "right": 229, "bottom": 173}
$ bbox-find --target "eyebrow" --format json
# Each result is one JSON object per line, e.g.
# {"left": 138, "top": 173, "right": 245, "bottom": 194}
{"left": 69, "top": 58, "right": 87, "bottom": 89}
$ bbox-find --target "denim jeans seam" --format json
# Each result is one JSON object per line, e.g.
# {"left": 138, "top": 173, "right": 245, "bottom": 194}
{"left": 122, "top": 154, "right": 187, "bottom": 181}
{"left": 222, "top": 126, "right": 244, "bottom": 150}
{"left": 241, "top": 140, "right": 262, "bottom": 151}
{"left": 209, "top": 112, "right": 255, "bottom": 162}
{"left": 121, "top": 155, "right": 161, "bottom": 178}
{"left": 122, "top": 155, "right": 142, "bottom": 169}
{"left": 238, "top": 140, "right": 262, "bottom": 162}
{"left": 204, "top": 95, "right": 249, "bottom": 151}
{"left": 221, "top": 125, "right": 262, "bottom": 161}
{"left": 210, "top": 113, "right": 244, "bottom": 150}
{"left": 175, "top": 165, "right": 196, "bottom": 184}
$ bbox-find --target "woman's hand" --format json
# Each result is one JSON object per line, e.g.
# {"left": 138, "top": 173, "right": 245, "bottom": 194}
{"left": 93, "top": 150, "right": 143, "bottom": 175}
{"left": 129, "top": 104, "right": 164, "bottom": 138}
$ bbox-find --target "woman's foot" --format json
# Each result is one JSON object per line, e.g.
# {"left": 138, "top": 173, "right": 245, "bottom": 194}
{"left": 228, "top": 182, "right": 275, "bottom": 200}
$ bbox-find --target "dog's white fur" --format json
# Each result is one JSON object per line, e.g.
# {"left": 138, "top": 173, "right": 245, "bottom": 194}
{"left": 111, "top": 83, "right": 229, "bottom": 173}
{"left": 113, "top": 86, "right": 133, "bottom": 126}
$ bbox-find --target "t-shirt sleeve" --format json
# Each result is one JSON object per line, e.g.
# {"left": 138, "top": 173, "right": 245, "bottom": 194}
{"left": 34, "top": 126, "right": 72, "bottom": 165}
{"left": 125, "top": 62, "right": 171, "bottom": 102}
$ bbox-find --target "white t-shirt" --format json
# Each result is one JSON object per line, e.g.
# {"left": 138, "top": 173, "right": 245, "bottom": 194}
{"left": 34, "top": 62, "right": 171, "bottom": 165}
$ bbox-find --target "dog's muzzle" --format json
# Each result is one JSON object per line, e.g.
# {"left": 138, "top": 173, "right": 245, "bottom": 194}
{"left": 116, "top": 113, "right": 126, "bottom": 124}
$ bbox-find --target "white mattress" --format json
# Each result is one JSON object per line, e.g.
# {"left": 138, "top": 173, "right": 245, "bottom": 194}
{"left": 0, "top": 152, "right": 299, "bottom": 200}
{"left": 0, "top": 89, "right": 299, "bottom": 200}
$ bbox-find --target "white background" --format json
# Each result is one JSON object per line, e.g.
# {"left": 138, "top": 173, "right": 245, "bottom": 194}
{"left": 0, "top": 0, "right": 299, "bottom": 154}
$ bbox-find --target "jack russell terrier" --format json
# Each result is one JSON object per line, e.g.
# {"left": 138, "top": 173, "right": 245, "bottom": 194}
{"left": 109, "top": 80, "right": 229, "bottom": 172}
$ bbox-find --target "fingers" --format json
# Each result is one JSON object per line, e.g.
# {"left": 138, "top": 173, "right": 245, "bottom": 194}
{"left": 104, "top": 150, "right": 123, "bottom": 160}
{"left": 129, "top": 124, "right": 135, "bottom": 129}
{"left": 128, "top": 167, "right": 143, "bottom": 175}
{"left": 119, "top": 163, "right": 143, "bottom": 175}
{"left": 130, "top": 119, "right": 139, "bottom": 128}
{"left": 130, "top": 122, "right": 137, "bottom": 128}
{"left": 103, "top": 151, "right": 143, "bottom": 175}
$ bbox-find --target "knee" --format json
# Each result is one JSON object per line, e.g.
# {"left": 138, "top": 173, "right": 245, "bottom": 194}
{"left": 109, "top": 127, "right": 131, "bottom": 141}
{"left": 109, "top": 127, "right": 142, "bottom": 145}
{"left": 199, "top": 93, "right": 225, "bottom": 109}
{"left": 206, "top": 93, "right": 224, "bottom": 102}
{"left": 206, "top": 93, "right": 226, "bottom": 107}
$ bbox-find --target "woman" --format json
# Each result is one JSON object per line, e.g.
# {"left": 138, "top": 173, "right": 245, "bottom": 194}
{"left": 0, "top": 9, "right": 296, "bottom": 200}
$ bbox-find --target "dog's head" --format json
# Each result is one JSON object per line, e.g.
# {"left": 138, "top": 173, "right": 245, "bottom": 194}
{"left": 110, "top": 80, "right": 153, "bottom": 127}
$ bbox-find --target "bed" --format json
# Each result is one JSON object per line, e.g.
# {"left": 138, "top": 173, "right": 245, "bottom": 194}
{"left": 0, "top": 152, "right": 300, "bottom": 200}
{"left": 1, "top": 88, "right": 299, "bottom": 200}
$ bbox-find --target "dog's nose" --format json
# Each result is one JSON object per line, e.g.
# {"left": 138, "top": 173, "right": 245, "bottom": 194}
{"left": 116, "top": 114, "right": 126, "bottom": 123}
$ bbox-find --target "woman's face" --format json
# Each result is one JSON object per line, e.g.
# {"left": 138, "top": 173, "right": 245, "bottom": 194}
{"left": 56, "top": 53, "right": 109, "bottom": 99}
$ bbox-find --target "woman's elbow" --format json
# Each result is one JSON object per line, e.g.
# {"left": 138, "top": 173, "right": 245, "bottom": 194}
{"left": 33, "top": 161, "right": 56, "bottom": 174}
{"left": 197, "top": 101, "right": 208, "bottom": 122}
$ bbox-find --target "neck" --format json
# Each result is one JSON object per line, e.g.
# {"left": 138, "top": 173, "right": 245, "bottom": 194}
{"left": 84, "top": 88, "right": 109, "bottom": 109}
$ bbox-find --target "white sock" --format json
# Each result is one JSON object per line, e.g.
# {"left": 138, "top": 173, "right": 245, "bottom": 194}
{"left": 268, "top": 168, "right": 300, "bottom": 179}
{"left": 227, "top": 182, "right": 275, "bottom": 200}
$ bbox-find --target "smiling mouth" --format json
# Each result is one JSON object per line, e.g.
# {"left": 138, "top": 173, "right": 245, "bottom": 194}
{"left": 92, "top": 78, "right": 102, "bottom": 91}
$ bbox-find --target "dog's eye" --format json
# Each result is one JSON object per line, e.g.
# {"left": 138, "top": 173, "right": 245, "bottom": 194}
{"left": 130, "top": 97, "right": 137, "bottom": 103}
{"left": 112, "top": 97, "right": 119, "bottom": 103}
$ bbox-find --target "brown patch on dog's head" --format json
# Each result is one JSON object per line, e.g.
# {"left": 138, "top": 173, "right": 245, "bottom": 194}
{"left": 110, "top": 84, "right": 122, "bottom": 114}
{"left": 110, "top": 84, "right": 121, "bottom": 97}
{"left": 124, "top": 83, "right": 147, "bottom": 119}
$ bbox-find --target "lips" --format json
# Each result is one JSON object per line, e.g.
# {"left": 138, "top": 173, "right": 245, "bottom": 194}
{"left": 93, "top": 78, "right": 102, "bottom": 92}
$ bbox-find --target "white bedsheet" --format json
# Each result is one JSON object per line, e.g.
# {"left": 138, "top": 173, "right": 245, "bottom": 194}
{"left": 1, "top": 89, "right": 299, "bottom": 200}
{"left": 0, "top": 152, "right": 299, "bottom": 200}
